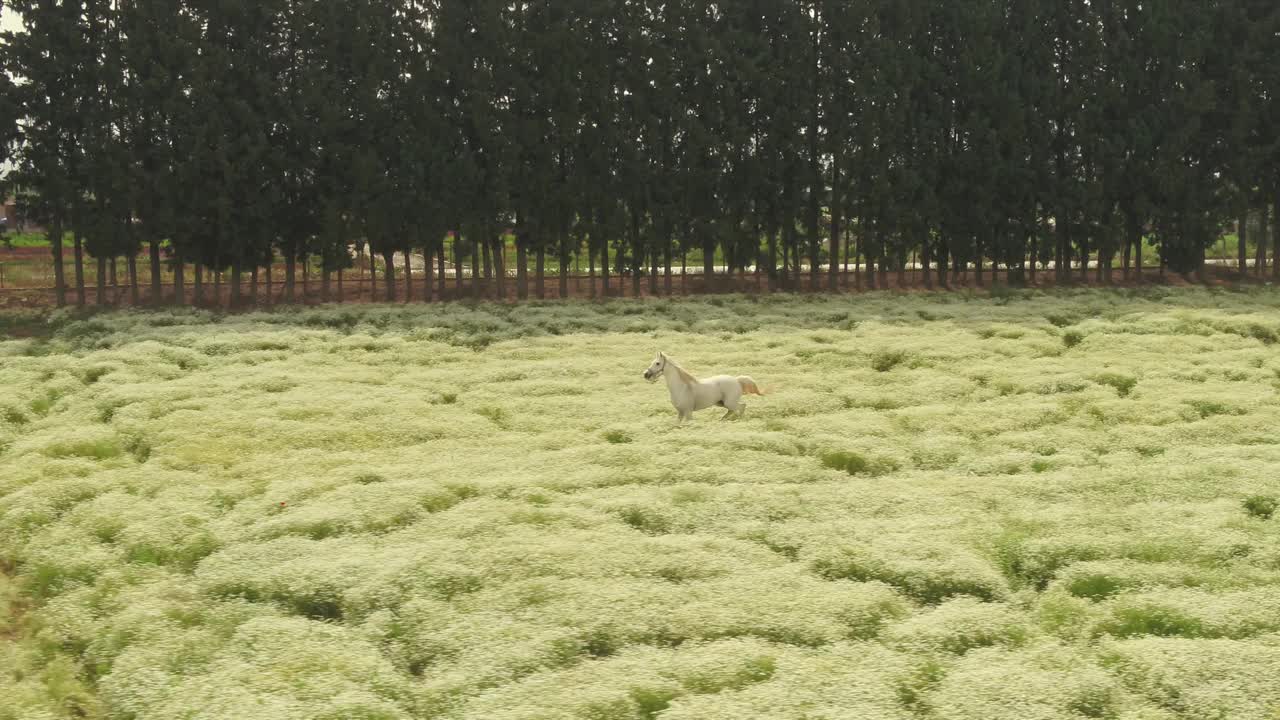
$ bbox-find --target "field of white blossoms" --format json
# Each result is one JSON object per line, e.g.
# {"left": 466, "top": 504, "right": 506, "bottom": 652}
{"left": 3, "top": 289, "right": 1280, "bottom": 720}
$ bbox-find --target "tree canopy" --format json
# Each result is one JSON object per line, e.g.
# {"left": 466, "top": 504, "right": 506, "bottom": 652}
{"left": 2, "top": 0, "right": 1278, "bottom": 305}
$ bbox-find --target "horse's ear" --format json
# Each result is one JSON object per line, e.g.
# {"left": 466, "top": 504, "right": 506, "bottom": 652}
{"left": 658, "top": 351, "right": 667, "bottom": 359}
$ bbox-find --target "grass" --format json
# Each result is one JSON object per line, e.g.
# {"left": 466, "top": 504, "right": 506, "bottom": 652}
{"left": 3, "top": 288, "right": 1280, "bottom": 719}
{"left": 1, "top": 231, "right": 59, "bottom": 249}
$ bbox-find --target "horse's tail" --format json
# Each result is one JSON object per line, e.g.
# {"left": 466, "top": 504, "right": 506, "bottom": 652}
{"left": 738, "top": 376, "right": 765, "bottom": 396}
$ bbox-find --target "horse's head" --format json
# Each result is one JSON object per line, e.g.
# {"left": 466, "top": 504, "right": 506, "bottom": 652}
{"left": 643, "top": 352, "right": 667, "bottom": 382}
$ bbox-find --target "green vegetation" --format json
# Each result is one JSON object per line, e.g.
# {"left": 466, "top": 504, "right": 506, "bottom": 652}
{"left": 3, "top": 289, "right": 1280, "bottom": 718}
{"left": 1243, "top": 495, "right": 1277, "bottom": 520}
{"left": 5, "top": 2, "right": 1279, "bottom": 308}
{"left": 1, "top": 232, "right": 57, "bottom": 249}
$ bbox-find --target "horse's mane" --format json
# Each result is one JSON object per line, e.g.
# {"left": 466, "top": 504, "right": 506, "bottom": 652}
{"left": 667, "top": 358, "right": 698, "bottom": 385}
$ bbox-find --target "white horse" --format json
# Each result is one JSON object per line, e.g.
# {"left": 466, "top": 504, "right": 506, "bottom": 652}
{"left": 643, "top": 352, "right": 764, "bottom": 422}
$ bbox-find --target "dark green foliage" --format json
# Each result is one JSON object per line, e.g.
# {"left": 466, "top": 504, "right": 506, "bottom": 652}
{"left": 1243, "top": 495, "right": 1277, "bottom": 520}
{"left": 1094, "top": 373, "right": 1137, "bottom": 397}
{"left": 871, "top": 350, "right": 910, "bottom": 372}
{"left": 820, "top": 450, "right": 899, "bottom": 477}
{"left": 3, "top": 1, "right": 1278, "bottom": 304}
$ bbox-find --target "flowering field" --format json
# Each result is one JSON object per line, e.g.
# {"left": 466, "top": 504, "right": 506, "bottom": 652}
{"left": 3, "top": 289, "right": 1280, "bottom": 720}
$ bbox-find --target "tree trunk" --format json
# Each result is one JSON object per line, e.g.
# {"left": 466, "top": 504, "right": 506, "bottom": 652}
{"left": 383, "top": 250, "right": 396, "bottom": 301}
{"left": 250, "top": 265, "right": 258, "bottom": 305}
{"left": 337, "top": 267, "right": 344, "bottom": 303}
{"left": 829, "top": 158, "right": 841, "bottom": 292}
{"left": 703, "top": 231, "right": 715, "bottom": 290}
{"left": 1079, "top": 234, "right": 1089, "bottom": 282}
{"left": 516, "top": 237, "right": 529, "bottom": 300}
{"left": 50, "top": 220, "right": 67, "bottom": 307}
{"left": 127, "top": 251, "right": 138, "bottom": 305}
{"left": 1029, "top": 236, "right": 1038, "bottom": 285}
{"left": 173, "top": 259, "right": 185, "bottom": 306}
{"left": 807, "top": 121, "right": 820, "bottom": 291}
{"left": 493, "top": 234, "right": 506, "bottom": 300}
{"left": 767, "top": 230, "right": 778, "bottom": 292}
{"left": 937, "top": 236, "right": 949, "bottom": 289}
{"left": 471, "top": 229, "right": 481, "bottom": 300}
{"left": 781, "top": 227, "right": 791, "bottom": 289}
{"left": 454, "top": 232, "right": 464, "bottom": 295}
{"left": 559, "top": 232, "right": 570, "bottom": 299}
{"left": 536, "top": 244, "right": 546, "bottom": 299}
{"left": 149, "top": 238, "right": 162, "bottom": 304}
{"left": 755, "top": 241, "right": 762, "bottom": 292}
{"left": 866, "top": 234, "right": 878, "bottom": 290}
{"left": 1273, "top": 192, "right": 1280, "bottom": 279}
{"left": 588, "top": 241, "right": 597, "bottom": 299}
{"left": 321, "top": 266, "right": 330, "bottom": 303}
{"left": 482, "top": 234, "right": 492, "bottom": 288}
{"left": 424, "top": 244, "right": 434, "bottom": 302}
{"left": 648, "top": 241, "right": 659, "bottom": 296}
{"left": 664, "top": 233, "right": 673, "bottom": 296}
{"left": 922, "top": 233, "right": 933, "bottom": 290}
{"left": 110, "top": 256, "right": 118, "bottom": 303}
{"left": 1134, "top": 231, "right": 1143, "bottom": 279}
{"left": 73, "top": 232, "right": 86, "bottom": 307}
{"left": 266, "top": 261, "right": 273, "bottom": 306}
{"left": 1238, "top": 214, "right": 1249, "bottom": 277}
{"left": 853, "top": 232, "right": 861, "bottom": 291}
{"left": 215, "top": 269, "right": 222, "bottom": 307}
{"left": 404, "top": 248, "right": 413, "bottom": 302}
{"left": 974, "top": 234, "right": 985, "bottom": 288}
{"left": 601, "top": 233, "right": 611, "bottom": 296}
{"left": 1054, "top": 222, "right": 1065, "bottom": 283}
{"left": 1122, "top": 233, "right": 1131, "bottom": 280}
{"left": 232, "top": 261, "right": 243, "bottom": 308}
{"left": 788, "top": 226, "right": 798, "bottom": 288}
{"left": 285, "top": 252, "right": 296, "bottom": 302}
{"left": 843, "top": 228, "right": 852, "bottom": 288}
{"left": 96, "top": 255, "right": 107, "bottom": 306}
{"left": 437, "top": 241, "right": 447, "bottom": 298}
{"left": 1018, "top": 230, "right": 1029, "bottom": 284}
{"left": 301, "top": 256, "right": 308, "bottom": 298}
{"left": 681, "top": 248, "right": 688, "bottom": 295}
{"left": 1256, "top": 204, "right": 1268, "bottom": 276}
{"left": 632, "top": 210, "right": 643, "bottom": 298}
{"left": 194, "top": 263, "right": 204, "bottom": 305}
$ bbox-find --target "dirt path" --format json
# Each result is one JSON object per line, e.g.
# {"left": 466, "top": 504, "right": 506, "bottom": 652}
{"left": 0, "top": 263, "right": 1262, "bottom": 311}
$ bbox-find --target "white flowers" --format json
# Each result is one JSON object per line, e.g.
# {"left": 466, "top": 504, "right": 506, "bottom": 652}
{"left": 3, "top": 289, "right": 1280, "bottom": 718}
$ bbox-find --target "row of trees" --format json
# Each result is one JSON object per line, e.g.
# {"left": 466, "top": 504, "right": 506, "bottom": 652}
{"left": 2, "top": 1, "right": 1278, "bottom": 307}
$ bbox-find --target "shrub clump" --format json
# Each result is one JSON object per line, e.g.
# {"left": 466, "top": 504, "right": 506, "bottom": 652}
{"left": 603, "top": 430, "right": 633, "bottom": 445}
{"left": 1093, "top": 372, "right": 1137, "bottom": 397}
{"left": 1243, "top": 495, "right": 1277, "bottom": 520}
{"left": 870, "top": 349, "right": 910, "bottom": 372}
{"left": 820, "top": 450, "right": 900, "bottom": 477}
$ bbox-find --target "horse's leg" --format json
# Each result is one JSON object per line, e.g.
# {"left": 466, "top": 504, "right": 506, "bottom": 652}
{"left": 720, "top": 399, "right": 738, "bottom": 421}
{"left": 721, "top": 386, "right": 743, "bottom": 420}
